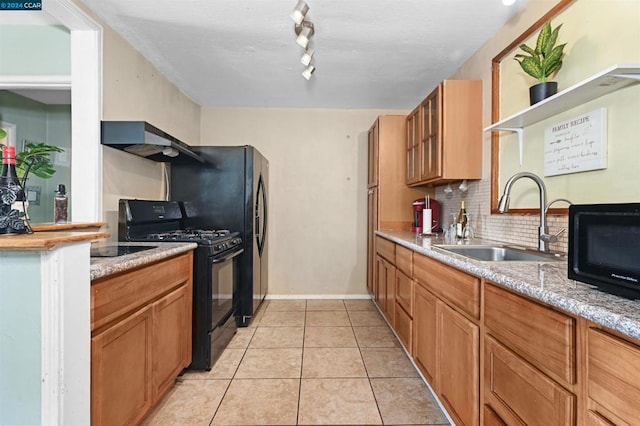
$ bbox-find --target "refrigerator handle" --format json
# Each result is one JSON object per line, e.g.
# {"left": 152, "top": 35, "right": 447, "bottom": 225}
{"left": 256, "top": 174, "right": 267, "bottom": 255}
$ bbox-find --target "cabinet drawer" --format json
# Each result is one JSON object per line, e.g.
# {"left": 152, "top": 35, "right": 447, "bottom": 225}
{"left": 586, "top": 411, "right": 615, "bottom": 426}
{"left": 485, "top": 336, "right": 575, "bottom": 426}
{"left": 394, "top": 303, "right": 412, "bottom": 353}
{"left": 92, "top": 253, "right": 193, "bottom": 332}
{"left": 414, "top": 253, "right": 480, "bottom": 320}
{"left": 396, "top": 244, "right": 413, "bottom": 276}
{"left": 483, "top": 405, "right": 507, "bottom": 426}
{"left": 395, "top": 269, "right": 413, "bottom": 316}
{"left": 485, "top": 284, "right": 576, "bottom": 386}
{"left": 376, "top": 236, "right": 395, "bottom": 263}
{"left": 587, "top": 328, "right": 640, "bottom": 426}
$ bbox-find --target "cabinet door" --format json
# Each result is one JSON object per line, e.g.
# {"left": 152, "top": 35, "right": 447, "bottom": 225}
{"left": 395, "top": 269, "right": 413, "bottom": 316}
{"left": 406, "top": 108, "right": 420, "bottom": 184}
{"left": 587, "top": 328, "right": 640, "bottom": 426}
{"left": 368, "top": 121, "right": 379, "bottom": 188}
{"left": 367, "top": 187, "right": 378, "bottom": 296}
{"left": 420, "top": 87, "right": 441, "bottom": 181}
{"left": 394, "top": 303, "right": 412, "bottom": 353}
{"left": 384, "top": 259, "right": 396, "bottom": 326}
{"left": 152, "top": 284, "right": 191, "bottom": 400}
{"left": 438, "top": 301, "right": 479, "bottom": 426}
{"left": 413, "top": 283, "right": 438, "bottom": 385}
{"left": 91, "top": 305, "right": 153, "bottom": 426}
{"left": 484, "top": 336, "right": 575, "bottom": 426}
{"left": 375, "top": 255, "right": 387, "bottom": 312}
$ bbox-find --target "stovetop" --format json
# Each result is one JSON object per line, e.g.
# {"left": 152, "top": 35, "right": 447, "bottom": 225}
{"left": 119, "top": 199, "right": 243, "bottom": 255}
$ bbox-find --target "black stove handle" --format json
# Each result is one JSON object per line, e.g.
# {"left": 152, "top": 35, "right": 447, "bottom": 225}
{"left": 211, "top": 247, "right": 244, "bottom": 264}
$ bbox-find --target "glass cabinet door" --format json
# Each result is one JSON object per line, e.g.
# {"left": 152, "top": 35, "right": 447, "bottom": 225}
{"left": 420, "top": 86, "right": 441, "bottom": 181}
{"left": 406, "top": 108, "right": 420, "bottom": 184}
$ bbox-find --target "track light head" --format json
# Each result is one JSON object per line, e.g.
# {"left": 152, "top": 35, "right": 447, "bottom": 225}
{"left": 301, "top": 48, "right": 314, "bottom": 66}
{"left": 295, "top": 21, "right": 314, "bottom": 49}
{"left": 290, "top": 0, "right": 309, "bottom": 25}
{"left": 302, "top": 64, "right": 315, "bottom": 80}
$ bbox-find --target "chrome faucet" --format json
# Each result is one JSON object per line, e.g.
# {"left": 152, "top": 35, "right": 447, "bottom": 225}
{"left": 498, "top": 172, "right": 555, "bottom": 252}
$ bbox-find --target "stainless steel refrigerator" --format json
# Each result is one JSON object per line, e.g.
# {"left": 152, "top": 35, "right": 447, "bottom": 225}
{"left": 170, "top": 145, "right": 268, "bottom": 326}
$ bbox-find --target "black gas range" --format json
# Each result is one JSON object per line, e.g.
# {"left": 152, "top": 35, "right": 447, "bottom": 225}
{"left": 118, "top": 199, "right": 243, "bottom": 370}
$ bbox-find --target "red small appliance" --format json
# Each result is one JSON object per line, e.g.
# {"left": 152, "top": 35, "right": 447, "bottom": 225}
{"left": 412, "top": 197, "right": 442, "bottom": 234}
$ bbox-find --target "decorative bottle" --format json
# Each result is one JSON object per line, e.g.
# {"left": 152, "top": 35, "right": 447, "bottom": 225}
{"left": 455, "top": 200, "right": 467, "bottom": 239}
{"left": 54, "top": 184, "right": 69, "bottom": 224}
{"left": 0, "top": 145, "right": 28, "bottom": 234}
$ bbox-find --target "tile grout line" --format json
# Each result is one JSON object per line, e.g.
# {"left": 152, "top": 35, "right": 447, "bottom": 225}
{"left": 295, "top": 301, "right": 307, "bottom": 425}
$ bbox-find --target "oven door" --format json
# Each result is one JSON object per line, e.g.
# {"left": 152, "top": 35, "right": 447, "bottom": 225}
{"left": 210, "top": 246, "right": 244, "bottom": 328}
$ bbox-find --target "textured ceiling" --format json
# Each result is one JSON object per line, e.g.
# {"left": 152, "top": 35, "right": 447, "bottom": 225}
{"left": 79, "top": 0, "right": 525, "bottom": 109}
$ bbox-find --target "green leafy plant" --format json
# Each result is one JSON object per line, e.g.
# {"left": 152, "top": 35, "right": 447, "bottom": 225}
{"left": 1, "top": 142, "right": 64, "bottom": 184}
{"left": 0, "top": 128, "right": 6, "bottom": 139}
{"left": 514, "top": 20, "right": 566, "bottom": 83}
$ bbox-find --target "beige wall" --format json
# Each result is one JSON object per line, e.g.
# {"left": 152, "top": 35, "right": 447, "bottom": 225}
{"left": 74, "top": 1, "right": 201, "bottom": 237}
{"left": 435, "top": 0, "right": 639, "bottom": 253}
{"left": 199, "top": 108, "right": 407, "bottom": 296}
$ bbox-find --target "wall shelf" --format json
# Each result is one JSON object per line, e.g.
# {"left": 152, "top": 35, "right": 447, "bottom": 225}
{"left": 485, "top": 64, "right": 640, "bottom": 132}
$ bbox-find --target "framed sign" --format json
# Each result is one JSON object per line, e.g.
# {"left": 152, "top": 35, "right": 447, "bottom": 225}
{"left": 544, "top": 108, "right": 607, "bottom": 176}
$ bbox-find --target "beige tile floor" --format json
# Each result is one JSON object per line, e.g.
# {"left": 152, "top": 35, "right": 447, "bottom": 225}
{"left": 143, "top": 299, "right": 450, "bottom": 426}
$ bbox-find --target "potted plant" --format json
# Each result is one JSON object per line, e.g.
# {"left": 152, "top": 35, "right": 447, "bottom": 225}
{"left": 0, "top": 141, "right": 64, "bottom": 230}
{"left": 14, "top": 142, "right": 64, "bottom": 186}
{"left": 514, "top": 20, "right": 566, "bottom": 105}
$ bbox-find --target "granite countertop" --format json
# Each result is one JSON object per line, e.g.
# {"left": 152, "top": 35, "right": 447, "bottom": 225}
{"left": 377, "top": 230, "right": 640, "bottom": 342}
{"left": 90, "top": 241, "right": 197, "bottom": 281}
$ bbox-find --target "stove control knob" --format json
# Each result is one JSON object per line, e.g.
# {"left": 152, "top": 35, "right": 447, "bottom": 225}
{"left": 215, "top": 244, "right": 226, "bottom": 251}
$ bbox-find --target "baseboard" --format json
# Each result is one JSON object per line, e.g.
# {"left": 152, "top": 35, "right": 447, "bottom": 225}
{"left": 265, "top": 294, "right": 373, "bottom": 300}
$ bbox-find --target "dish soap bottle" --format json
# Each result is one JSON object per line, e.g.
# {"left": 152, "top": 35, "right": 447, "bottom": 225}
{"left": 54, "top": 184, "right": 68, "bottom": 224}
{"left": 456, "top": 201, "right": 467, "bottom": 239}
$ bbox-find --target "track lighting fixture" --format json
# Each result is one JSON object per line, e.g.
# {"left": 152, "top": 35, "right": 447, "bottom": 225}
{"left": 301, "top": 48, "right": 314, "bottom": 66}
{"left": 302, "top": 64, "right": 315, "bottom": 80}
{"left": 290, "top": 0, "right": 309, "bottom": 25}
{"left": 295, "top": 21, "right": 314, "bottom": 49}
{"left": 291, "top": 1, "right": 315, "bottom": 80}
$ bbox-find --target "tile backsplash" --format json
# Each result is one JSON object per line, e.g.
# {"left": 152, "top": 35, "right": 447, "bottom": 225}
{"left": 435, "top": 179, "right": 568, "bottom": 253}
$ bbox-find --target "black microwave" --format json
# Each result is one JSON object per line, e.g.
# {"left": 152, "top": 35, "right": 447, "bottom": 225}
{"left": 568, "top": 203, "right": 640, "bottom": 300}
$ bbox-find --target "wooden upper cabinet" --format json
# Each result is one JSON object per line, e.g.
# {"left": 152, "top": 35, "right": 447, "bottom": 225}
{"left": 406, "top": 107, "right": 421, "bottom": 185}
{"left": 407, "top": 80, "right": 482, "bottom": 186}
{"left": 368, "top": 120, "right": 379, "bottom": 188}
{"left": 420, "top": 86, "right": 441, "bottom": 182}
{"left": 368, "top": 115, "right": 426, "bottom": 230}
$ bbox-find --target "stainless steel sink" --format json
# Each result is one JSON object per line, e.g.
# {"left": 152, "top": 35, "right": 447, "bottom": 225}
{"left": 434, "top": 245, "right": 563, "bottom": 262}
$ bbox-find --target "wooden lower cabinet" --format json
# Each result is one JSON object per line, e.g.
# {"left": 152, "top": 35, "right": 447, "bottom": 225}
{"left": 413, "top": 283, "right": 438, "bottom": 385}
{"left": 484, "top": 336, "right": 575, "bottom": 425}
{"left": 394, "top": 269, "right": 413, "bottom": 351}
{"left": 586, "top": 327, "right": 640, "bottom": 425}
{"left": 483, "top": 405, "right": 507, "bottom": 426}
{"left": 92, "top": 305, "right": 153, "bottom": 426}
{"left": 152, "top": 284, "right": 192, "bottom": 398}
{"left": 91, "top": 253, "right": 193, "bottom": 426}
{"left": 373, "top": 240, "right": 640, "bottom": 426}
{"left": 375, "top": 253, "right": 396, "bottom": 324}
{"left": 438, "top": 300, "right": 479, "bottom": 426}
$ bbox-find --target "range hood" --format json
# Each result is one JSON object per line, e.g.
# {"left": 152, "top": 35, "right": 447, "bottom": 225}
{"left": 101, "top": 121, "right": 204, "bottom": 163}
